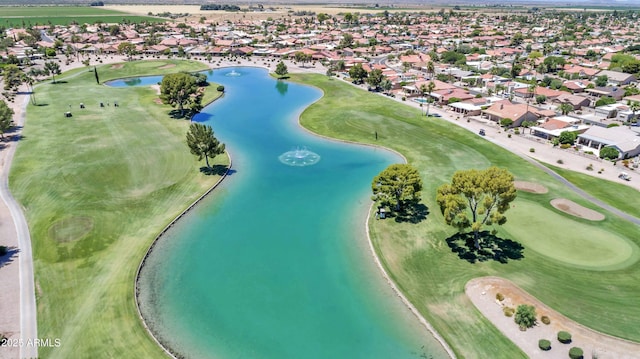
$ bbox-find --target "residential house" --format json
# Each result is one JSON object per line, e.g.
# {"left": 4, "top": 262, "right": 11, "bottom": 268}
{"left": 482, "top": 101, "right": 539, "bottom": 127}
{"left": 448, "top": 97, "right": 491, "bottom": 116}
{"left": 432, "top": 88, "right": 474, "bottom": 105}
{"left": 530, "top": 116, "right": 589, "bottom": 141}
{"left": 595, "top": 70, "right": 637, "bottom": 86}
{"left": 552, "top": 93, "right": 591, "bottom": 110}
{"left": 586, "top": 86, "right": 625, "bottom": 101}
{"left": 577, "top": 126, "right": 640, "bottom": 158}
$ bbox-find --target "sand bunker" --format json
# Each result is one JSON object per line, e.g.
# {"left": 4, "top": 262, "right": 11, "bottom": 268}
{"left": 158, "top": 64, "right": 176, "bottom": 69}
{"left": 551, "top": 198, "right": 605, "bottom": 221}
{"left": 110, "top": 64, "right": 124, "bottom": 69}
{"left": 514, "top": 181, "right": 548, "bottom": 194}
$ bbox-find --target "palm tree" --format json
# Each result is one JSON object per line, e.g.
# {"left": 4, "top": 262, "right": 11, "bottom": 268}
{"left": 44, "top": 61, "right": 61, "bottom": 84}
{"left": 526, "top": 82, "right": 536, "bottom": 114}
{"left": 419, "top": 83, "right": 427, "bottom": 115}
{"left": 425, "top": 81, "right": 436, "bottom": 117}
{"left": 630, "top": 101, "right": 640, "bottom": 121}
{"left": 23, "top": 74, "right": 36, "bottom": 105}
{"left": 426, "top": 60, "right": 435, "bottom": 80}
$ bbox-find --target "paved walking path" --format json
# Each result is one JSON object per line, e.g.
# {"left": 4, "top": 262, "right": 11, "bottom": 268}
{"left": 0, "top": 95, "right": 38, "bottom": 359}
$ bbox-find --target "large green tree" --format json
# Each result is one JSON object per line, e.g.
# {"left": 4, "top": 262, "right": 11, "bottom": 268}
{"left": 0, "top": 100, "right": 15, "bottom": 140}
{"left": 2, "top": 64, "right": 24, "bottom": 98}
{"left": 436, "top": 166, "right": 516, "bottom": 249}
{"left": 371, "top": 164, "right": 422, "bottom": 213}
{"left": 160, "top": 72, "right": 198, "bottom": 116}
{"left": 186, "top": 122, "right": 225, "bottom": 169}
{"left": 366, "top": 68, "right": 384, "bottom": 90}
{"left": 117, "top": 41, "right": 137, "bottom": 60}
{"left": 348, "top": 63, "right": 367, "bottom": 84}
{"left": 275, "top": 61, "right": 288, "bottom": 78}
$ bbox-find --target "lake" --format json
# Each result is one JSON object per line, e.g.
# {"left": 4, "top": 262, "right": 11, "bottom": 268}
{"left": 132, "top": 67, "right": 448, "bottom": 359}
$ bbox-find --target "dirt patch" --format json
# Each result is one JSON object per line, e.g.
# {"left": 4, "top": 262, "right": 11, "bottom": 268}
{"left": 153, "top": 98, "right": 163, "bottom": 105}
{"left": 466, "top": 276, "right": 640, "bottom": 359}
{"left": 48, "top": 216, "right": 94, "bottom": 242}
{"left": 110, "top": 63, "right": 124, "bottom": 69}
{"left": 157, "top": 64, "right": 176, "bottom": 70}
{"left": 514, "top": 181, "right": 548, "bottom": 194}
{"left": 150, "top": 84, "right": 161, "bottom": 95}
{"left": 550, "top": 198, "right": 605, "bottom": 221}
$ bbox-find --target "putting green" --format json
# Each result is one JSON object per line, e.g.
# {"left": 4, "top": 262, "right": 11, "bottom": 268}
{"left": 504, "top": 200, "right": 639, "bottom": 270}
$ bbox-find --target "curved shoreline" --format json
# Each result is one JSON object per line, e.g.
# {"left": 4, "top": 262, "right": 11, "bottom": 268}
{"left": 286, "top": 76, "right": 455, "bottom": 358}
{"left": 133, "top": 151, "right": 233, "bottom": 359}
{"left": 132, "top": 65, "right": 235, "bottom": 358}
{"left": 134, "top": 68, "right": 453, "bottom": 358}
{"left": 364, "top": 205, "right": 457, "bottom": 359}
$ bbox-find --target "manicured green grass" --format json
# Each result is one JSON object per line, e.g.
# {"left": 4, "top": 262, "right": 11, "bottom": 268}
{"left": 549, "top": 164, "right": 640, "bottom": 219}
{"left": 289, "top": 74, "right": 640, "bottom": 357}
{"left": 10, "top": 59, "right": 226, "bottom": 358}
{"left": 0, "top": 6, "right": 128, "bottom": 16}
{"left": 0, "top": 6, "right": 162, "bottom": 27}
{"left": 505, "top": 200, "right": 638, "bottom": 270}
{"left": 0, "top": 15, "right": 163, "bottom": 27}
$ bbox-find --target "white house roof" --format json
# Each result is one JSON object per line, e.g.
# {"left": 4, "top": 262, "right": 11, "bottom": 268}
{"left": 578, "top": 126, "right": 640, "bottom": 152}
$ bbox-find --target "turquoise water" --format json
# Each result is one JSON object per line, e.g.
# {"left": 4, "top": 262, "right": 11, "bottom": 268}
{"left": 105, "top": 76, "right": 162, "bottom": 87}
{"left": 135, "top": 68, "right": 448, "bottom": 359}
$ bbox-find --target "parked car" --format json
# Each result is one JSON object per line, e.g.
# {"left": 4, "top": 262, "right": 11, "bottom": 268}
{"left": 619, "top": 172, "right": 631, "bottom": 181}
{"left": 479, "top": 129, "right": 486, "bottom": 136}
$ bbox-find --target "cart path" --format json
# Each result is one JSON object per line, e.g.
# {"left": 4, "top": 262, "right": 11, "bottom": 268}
{"left": 0, "top": 95, "right": 38, "bottom": 359}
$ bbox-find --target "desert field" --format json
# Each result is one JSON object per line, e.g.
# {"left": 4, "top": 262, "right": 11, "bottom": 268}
{"left": 104, "top": 4, "right": 436, "bottom": 22}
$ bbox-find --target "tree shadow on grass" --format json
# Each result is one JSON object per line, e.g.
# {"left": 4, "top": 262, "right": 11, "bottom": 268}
{"left": 394, "top": 203, "right": 430, "bottom": 224}
{"left": 446, "top": 231, "right": 524, "bottom": 264}
{"left": 199, "top": 165, "right": 234, "bottom": 176}
{"left": 168, "top": 109, "right": 189, "bottom": 119}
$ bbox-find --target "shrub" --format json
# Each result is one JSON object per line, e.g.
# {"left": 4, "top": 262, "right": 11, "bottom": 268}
{"left": 514, "top": 129, "right": 520, "bottom": 135}
{"left": 586, "top": 164, "right": 594, "bottom": 171}
{"left": 557, "top": 159, "right": 564, "bottom": 164}
{"left": 508, "top": 133, "right": 512, "bottom": 138}
{"left": 600, "top": 147, "right": 619, "bottom": 160}
{"left": 402, "top": 96, "right": 406, "bottom": 101}
{"left": 0, "top": 246, "right": 6, "bottom": 256}
{"left": 541, "top": 315, "right": 551, "bottom": 325}
{"left": 569, "top": 346, "right": 583, "bottom": 359}
{"left": 496, "top": 292, "right": 504, "bottom": 301}
{"left": 216, "top": 85, "right": 225, "bottom": 92}
{"left": 529, "top": 148, "right": 535, "bottom": 153}
{"left": 560, "top": 143, "right": 572, "bottom": 149}
{"left": 558, "top": 331, "right": 572, "bottom": 344}
{"left": 500, "top": 117, "right": 514, "bottom": 127}
{"left": 539, "top": 339, "right": 551, "bottom": 351}
{"left": 514, "top": 304, "right": 537, "bottom": 329}
{"left": 503, "top": 307, "right": 515, "bottom": 317}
